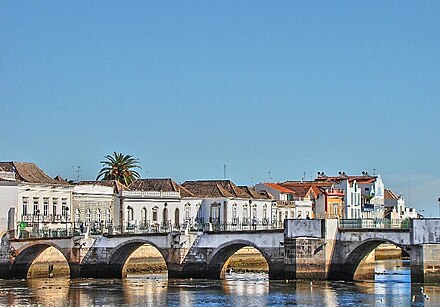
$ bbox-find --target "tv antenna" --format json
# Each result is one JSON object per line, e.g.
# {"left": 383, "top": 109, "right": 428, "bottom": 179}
{"left": 71, "top": 166, "right": 81, "bottom": 182}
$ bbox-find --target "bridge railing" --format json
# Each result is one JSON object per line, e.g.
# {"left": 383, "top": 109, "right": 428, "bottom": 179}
{"left": 202, "top": 221, "right": 283, "bottom": 232}
{"left": 338, "top": 218, "right": 410, "bottom": 230}
{"left": 13, "top": 227, "right": 78, "bottom": 239}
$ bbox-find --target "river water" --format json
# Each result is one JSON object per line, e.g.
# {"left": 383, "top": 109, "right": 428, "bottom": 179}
{"left": 0, "top": 260, "right": 438, "bottom": 306}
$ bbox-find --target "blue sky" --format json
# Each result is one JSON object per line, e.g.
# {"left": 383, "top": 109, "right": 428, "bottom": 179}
{"left": 1, "top": 1, "right": 439, "bottom": 216}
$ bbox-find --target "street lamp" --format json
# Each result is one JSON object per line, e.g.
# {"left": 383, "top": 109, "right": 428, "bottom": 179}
{"left": 33, "top": 209, "right": 40, "bottom": 237}
{"left": 65, "top": 207, "right": 69, "bottom": 236}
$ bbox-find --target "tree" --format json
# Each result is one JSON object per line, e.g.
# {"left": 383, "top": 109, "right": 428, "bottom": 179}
{"left": 96, "top": 152, "right": 141, "bottom": 185}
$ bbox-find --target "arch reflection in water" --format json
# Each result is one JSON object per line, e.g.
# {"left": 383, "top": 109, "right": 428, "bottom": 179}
{"left": 122, "top": 274, "right": 168, "bottom": 305}
{"left": 27, "top": 277, "right": 70, "bottom": 305}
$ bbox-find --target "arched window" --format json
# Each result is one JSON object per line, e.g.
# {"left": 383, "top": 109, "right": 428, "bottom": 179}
{"left": 96, "top": 209, "right": 101, "bottom": 223}
{"left": 195, "top": 203, "right": 202, "bottom": 223}
{"left": 106, "top": 209, "right": 111, "bottom": 225}
{"left": 86, "top": 209, "right": 91, "bottom": 225}
{"left": 75, "top": 208, "right": 81, "bottom": 223}
{"left": 141, "top": 207, "right": 147, "bottom": 225}
{"left": 174, "top": 208, "right": 180, "bottom": 227}
{"left": 152, "top": 206, "right": 158, "bottom": 223}
{"left": 127, "top": 206, "right": 134, "bottom": 221}
{"left": 263, "top": 204, "right": 268, "bottom": 223}
{"left": 232, "top": 204, "right": 238, "bottom": 223}
{"left": 162, "top": 207, "right": 169, "bottom": 226}
{"left": 184, "top": 203, "right": 191, "bottom": 222}
{"left": 243, "top": 204, "right": 249, "bottom": 224}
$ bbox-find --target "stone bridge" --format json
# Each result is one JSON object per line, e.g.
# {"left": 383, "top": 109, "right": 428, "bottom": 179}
{"left": 1, "top": 219, "right": 439, "bottom": 283}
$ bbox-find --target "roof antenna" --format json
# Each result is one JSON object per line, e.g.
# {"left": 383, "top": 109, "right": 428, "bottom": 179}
{"left": 71, "top": 165, "right": 81, "bottom": 182}
{"left": 268, "top": 171, "right": 272, "bottom": 182}
{"left": 223, "top": 164, "right": 227, "bottom": 179}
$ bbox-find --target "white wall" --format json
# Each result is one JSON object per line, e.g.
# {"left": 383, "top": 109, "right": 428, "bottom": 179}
{"left": 0, "top": 181, "right": 18, "bottom": 233}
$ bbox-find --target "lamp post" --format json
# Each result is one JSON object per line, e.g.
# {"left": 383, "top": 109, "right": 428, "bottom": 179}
{"left": 34, "top": 209, "right": 40, "bottom": 237}
{"left": 65, "top": 207, "right": 69, "bottom": 236}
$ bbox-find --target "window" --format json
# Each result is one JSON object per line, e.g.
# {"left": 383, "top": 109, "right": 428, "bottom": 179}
{"left": 62, "top": 198, "right": 68, "bottom": 216}
{"left": 22, "top": 198, "right": 28, "bottom": 216}
{"left": 141, "top": 207, "right": 147, "bottom": 223}
{"left": 96, "top": 209, "right": 101, "bottom": 223}
{"left": 232, "top": 204, "right": 237, "bottom": 219}
{"left": 243, "top": 205, "right": 249, "bottom": 219}
{"left": 195, "top": 203, "right": 202, "bottom": 222}
{"left": 127, "top": 207, "right": 134, "bottom": 221}
{"left": 184, "top": 204, "right": 191, "bottom": 221}
{"left": 152, "top": 207, "right": 158, "bottom": 222}
{"left": 75, "top": 209, "right": 80, "bottom": 223}
{"left": 53, "top": 198, "right": 58, "bottom": 216}
{"left": 43, "top": 198, "right": 49, "bottom": 216}
{"left": 86, "top": 209, "right": 91, "bottom": 225}
{"left": 33, "top": 198, "right": 39, "bottom": 215}
{"left": 106, "top": 209, "right": 111, "bottom": 224}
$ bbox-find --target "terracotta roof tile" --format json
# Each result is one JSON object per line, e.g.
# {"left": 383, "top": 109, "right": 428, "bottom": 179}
{"left": 182, "top": 180, "right": 249, "bottom": 198}
{"left": 263, "top": 183, "right": 294, "bottom": 194}
{"left": 0, "top": 161, "right": 64, "bottom": 184}
{"left": 239, "top": 186, "right": 273, "bottom": 200}
{"left": 129, "top": 178, "right": 179, "bottom": 192}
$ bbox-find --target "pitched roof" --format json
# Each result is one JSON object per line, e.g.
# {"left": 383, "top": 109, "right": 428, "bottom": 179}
{"left": 384, "top": 188, "right": 399, "bottom": 199}
{"left": 182, "top": 180, "right": 250, "bottom": 198}
{"left": 279, "top": 182, "right": 312, "bottom": 198}
{"left": 263, "top": 182, "right": 294, "bottom": 194}
{"left": 239, "top": 186, "right": 273, "bottom": 200}
{"left": 177, "top": 185, "right": 196, "bottom": 198}
{"left": 129, "top": 178, "right": 180, "bottom": 192}
{"left": 77, "top": 180, "right": 128, "bottom": 193}
{"left": 0, "top": 162, "right": 63, "bottom": 184}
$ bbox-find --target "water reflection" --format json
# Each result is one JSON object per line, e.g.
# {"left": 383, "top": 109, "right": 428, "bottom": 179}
{"left": 122, "top": 274, "right": 168, "bottom": 305}
{"left": 26, "top": 278, "right": 70, "bottom": 306}
{"left": 1, "top": 260, "right": 440, "bottom": 306}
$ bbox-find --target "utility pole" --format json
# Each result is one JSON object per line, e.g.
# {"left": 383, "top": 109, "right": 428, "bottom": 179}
{"left": 223, "top": 164, "right": 227, "bottom": 179}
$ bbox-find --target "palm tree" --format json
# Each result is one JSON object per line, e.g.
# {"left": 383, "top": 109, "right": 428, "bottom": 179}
{"left": 96, "top": 152, "right": 141, "bottom": 185}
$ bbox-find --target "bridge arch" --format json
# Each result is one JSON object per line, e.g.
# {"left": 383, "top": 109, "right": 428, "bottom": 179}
{"left": 337, "top": 238, "right": 410, "bottom": 281}
{"left": 11, "top": 242, "right": 70, "bottom": 279}
{"left": 208, "top": 239, "right": 271, "bottom": 279}
{"left": 107, "top": 239, "right": 168, "bottom": 278}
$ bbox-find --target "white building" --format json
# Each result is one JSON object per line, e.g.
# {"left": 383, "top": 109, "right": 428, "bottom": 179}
{"left": 384, "top": 189, "right": 417, "bottom": 219}
{"left": 123, "top": 179, "right": 183, "bottom": 231}
{"left": 182, "top": 180, "right": 275, "bottom": 228}
{"left": 72, "top": 180, "right": 124, "bottom": 232}
{"left": 0, "top": 162, "right": 73, "bottom": 237}
{"left": 314, "top": 172, "right": 362, "bottom": 219}
{"left": 254, "top": 182, "right": 313, "bottom": 224}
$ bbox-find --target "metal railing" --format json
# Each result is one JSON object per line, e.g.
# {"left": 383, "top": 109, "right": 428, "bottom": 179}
{"left": 12, "top": 219, "right": 285, "bottom": 239}
{"left": 338, "top": 218, "right": 410, "bottom": 230}
{"left": 14, "top": 227, "right": 78, "bottom": 239}
{"left": 203, "top": 221, "right": 282, "bottom": 232}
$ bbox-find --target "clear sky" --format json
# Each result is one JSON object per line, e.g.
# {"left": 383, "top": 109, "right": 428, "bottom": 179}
{"left": 1, "top": 1, "right": 439, "bottom": 216}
